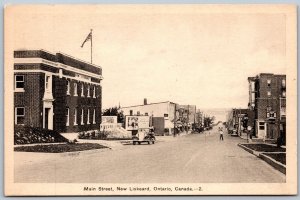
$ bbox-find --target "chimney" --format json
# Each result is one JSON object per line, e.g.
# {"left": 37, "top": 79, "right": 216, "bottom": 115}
{"left": 144, "top": 98, "right": 147, "bottom": 105}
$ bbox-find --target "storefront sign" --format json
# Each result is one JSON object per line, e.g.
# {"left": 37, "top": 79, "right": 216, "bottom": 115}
{"left": 102, "top": 116, "right": 117, "bottom": 124}
{"left": 125, "top": 116, "right": 150, "bottom": 130}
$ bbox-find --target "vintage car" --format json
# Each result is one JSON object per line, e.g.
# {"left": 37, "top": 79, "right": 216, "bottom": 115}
{"left": 132, "top": 129, "right": 156, "bottom": 145}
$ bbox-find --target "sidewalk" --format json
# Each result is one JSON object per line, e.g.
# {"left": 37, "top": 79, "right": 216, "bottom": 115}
{"left": 239, "top": 132, "right": 286, "bottom": 148}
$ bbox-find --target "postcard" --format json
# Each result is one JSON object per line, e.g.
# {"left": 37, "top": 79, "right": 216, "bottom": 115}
{"left": 4, "top": 4, "right": 297, "bottom": 195}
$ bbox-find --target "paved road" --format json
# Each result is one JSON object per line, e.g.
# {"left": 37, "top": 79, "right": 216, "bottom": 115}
{"left": 14, "top": 126, "right": 285, "bottom": 183}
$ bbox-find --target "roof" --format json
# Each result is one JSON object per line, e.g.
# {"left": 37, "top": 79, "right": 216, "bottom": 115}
{"left": 121, "top": 101, "right": 177, "bottom": 109}
{"left": 14, "top": 49, "right": 102, "bottom": 75}
{"left": 248, "top": 73, "right": 286, "bottom": 80}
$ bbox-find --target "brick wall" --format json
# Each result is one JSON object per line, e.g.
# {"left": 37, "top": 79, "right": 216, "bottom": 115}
{"left": 251, "top": 74, "right": 286, "bottom": 139}
{"left": 64, "top": 79, "right": 101, "bottom": 133}
{"left": 53, "top": 76, "right": 67, "bottom": 132}
{"left": 14, "top": 72, "right": 44, "bottom": 128}
{"left": 14, "top": 50, "right": 103, "bottom": 133}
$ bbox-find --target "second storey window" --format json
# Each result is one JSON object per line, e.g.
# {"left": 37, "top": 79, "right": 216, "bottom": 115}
{"left": 15, "top": 107, "right": 25, "bottom": 125}
{"left": 45, "top": 75, "right": 50, "bottom": 90}
{"left": 87, "top": 85, "right": 90, "bottom": 97}
{"left": 74, "top": 83, "right": 78, "bottom": 96}
{"left": 282, "top": 79, "right": 286, "bottom": 88}
{"left": 81, "top": 83, "right": 84, "bottom": 97}
{"left": 93, "top": 86, "right": 96, "bottom": 98}
{"left": 66, "top": 80, "right": 70, "bottom": 95}
{"left": 267, "top": 91, "right": 271, "bottom": 97}
{"left": 15, "top": 75, "right": 24, "bottom": 92}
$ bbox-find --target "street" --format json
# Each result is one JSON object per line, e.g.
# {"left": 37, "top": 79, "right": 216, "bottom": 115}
{"left": 14, "top": 126, "right": 285, "bottom": 183}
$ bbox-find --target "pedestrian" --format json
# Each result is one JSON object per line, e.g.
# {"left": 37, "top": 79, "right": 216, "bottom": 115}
{"left": 219, "top": 128, "right": 224, "bottom": 141}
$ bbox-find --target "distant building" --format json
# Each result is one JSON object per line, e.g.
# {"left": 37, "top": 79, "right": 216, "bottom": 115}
{"left": 176, "top": 105, "right": 197, "bottom": 130}
{"left": 14, "top": 49, "right": 103, "bottom": 133}
{"left": 248, "top": 73, "right": 286, "bottom": 140}
{"left": 121, "top": 99, "right": 176, "bottom": 135}
{"left": 227, "top": 108, "right": 254, "bottom": 136}
{"left": 195, "top": 109, "right": 203, "bottom": 128}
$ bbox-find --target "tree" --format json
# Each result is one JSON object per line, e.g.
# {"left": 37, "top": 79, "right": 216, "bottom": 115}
{"left": 102, "top": 106, "right": 124, "bottom": 123}
{"left": 203, "top": 116, "right": 215, "bottom": 128}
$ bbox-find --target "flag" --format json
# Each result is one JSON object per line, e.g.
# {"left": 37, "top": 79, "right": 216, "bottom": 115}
{"left": 81, "top": 31, "right": 92, "bottom": 48}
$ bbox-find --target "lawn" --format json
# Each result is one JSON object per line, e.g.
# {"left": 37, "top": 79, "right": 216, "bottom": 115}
{"left": 242, "top": 143, "right": 286, "bottom": 152}
{"left": 14, "top": 143, "right": 108, "bottom": 153}
{"left": 262, "top": 153, "right": 286, "bottom": 165}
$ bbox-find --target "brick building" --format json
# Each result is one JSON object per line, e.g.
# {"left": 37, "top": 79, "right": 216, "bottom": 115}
{"left": 14, "top": 50, "right": 103, "bottom": 133}
{"left": 248, "top": 73, "right": 286, "bottom": 140}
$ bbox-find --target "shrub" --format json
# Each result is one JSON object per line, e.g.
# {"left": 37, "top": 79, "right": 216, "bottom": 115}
{"left": 14, "top": 126, "right": 68, "bottom": 145}
{"left": 78, "top": 132, "right": 85, "bottom": 139}
{"left": 91, "top": 131, "right": 96, "bottom": 139}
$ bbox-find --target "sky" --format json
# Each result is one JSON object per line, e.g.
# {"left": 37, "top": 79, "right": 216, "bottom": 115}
{"left": 9, "top": 5, "right": 287, "bottom": 110}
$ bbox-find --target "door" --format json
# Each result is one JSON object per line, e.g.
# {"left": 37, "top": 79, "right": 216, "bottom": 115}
{"left": 257, "top": 121, "right": 266, "bottom": 139}
{"left": 45, "top": 108, "right": 50, "bottom": 129}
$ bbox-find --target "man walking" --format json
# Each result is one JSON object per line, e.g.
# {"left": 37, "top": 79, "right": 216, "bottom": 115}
{"left": 219, "top": 127, "right": 224, "bottom": 141}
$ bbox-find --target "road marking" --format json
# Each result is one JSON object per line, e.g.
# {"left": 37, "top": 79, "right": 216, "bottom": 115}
{"left": 183, "top": 151, "right": 203, "bottom": 169}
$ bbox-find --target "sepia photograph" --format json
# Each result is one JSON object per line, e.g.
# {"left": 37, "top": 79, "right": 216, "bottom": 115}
{"left": 4, "top": 4, "right": 297, "bottom": 196}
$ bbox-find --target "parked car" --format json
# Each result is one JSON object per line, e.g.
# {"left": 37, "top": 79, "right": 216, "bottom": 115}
{"left": 132, "top": 129, "right": 156, "bottom": 145}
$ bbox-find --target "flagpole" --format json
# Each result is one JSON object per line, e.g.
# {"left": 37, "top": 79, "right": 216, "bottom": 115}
{"left": 90, "top": 29, "right": 93, "bottom": 64}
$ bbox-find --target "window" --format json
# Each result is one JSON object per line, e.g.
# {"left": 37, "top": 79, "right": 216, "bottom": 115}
{"left": 87, "top": 109, "right": 90, "bottom": 124}
{"left": 74, "top": 83, "right": 78, "bottom": 96}
{"left": 267, "top": 79, "right": 271, "bottom": 86}
{"left": 15, "top": 107, "right": 25, "bottom": 125}
{"left": 93, "top": 86, "right": 96, "bottom": 98}
{"left": 137, "top": 111, "right": 140, "bottom": 116}
{"left": 259, "top": 122, "right": 265, "bottom": 130}
{"left": 267, "top": 91, "right": 271, "bottom": 96}
{"left": 93, "top": 109, "right": 96, "bottom": 124}
{"left": 281, "top": 106, "right": 286, "bottom": 116}
{"left": 45, "top": 76, "right": 50, "bottom": 90}
{"left": 15, "top": 75, "right": 24, "bottom": 92}
{"left": 45, "top": 75, "right": 52, "bottom": 91}
{"left": 145, "top": 112, "right": 148, "bottom": 116}
{"left": 66, "top": 108, "right": 69, "bottom": 126}
{"left": 282, "top": 91, "right": 286, "bottom": 98}
{"left": 66, "top": 80, "right": 70, "bottom": 95}
{"left": 81, "top": 109, "right": 84, "bottom": 124}
{"left": 130, "top": 110, "right": 133, "bottom": 115}
{"left": 87, "top": 85, "right": 90, "bottom": 97}
{"left": 282, "top": 79, "right": 286, "bottom": 87}
{"left": 164, "top": 114, "right": 169, "bottom": 117}
{"left": 81, "top": 83, "right": 84, "bottom": 97}
{"left": 74, "top": 108, "right": 77, "bottom": 125}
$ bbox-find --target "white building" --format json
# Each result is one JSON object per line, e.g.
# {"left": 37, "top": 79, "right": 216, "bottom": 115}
{"left": 121, "top": 99, "right": 176, "bottom": 135}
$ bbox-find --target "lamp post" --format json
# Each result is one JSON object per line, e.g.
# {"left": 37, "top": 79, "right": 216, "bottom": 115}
{"left": 247, "top": 125, "right": 252, "bottom": 143}
{"left": 243, "top": 114, "right": 249, "bottom": 140}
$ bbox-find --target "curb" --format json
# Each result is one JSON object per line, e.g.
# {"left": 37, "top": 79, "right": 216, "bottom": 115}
{"left": 259, "top": 153, "right": 286, "bottom": 175}
{"left": 238, "top": 143, "right": 254, "bottom": 154}
{"left": 238, "top": 143, "right": 286, "bottom": 175}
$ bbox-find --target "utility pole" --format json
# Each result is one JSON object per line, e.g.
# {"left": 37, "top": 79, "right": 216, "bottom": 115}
{"left": 90, "top": 29, "right": 93, "bottom": 64}
{"left": 174, "top": 103, "right": 176, "bottom": 137}
{"left": 187, "top": 105, "right": 189, "bottom": 132}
